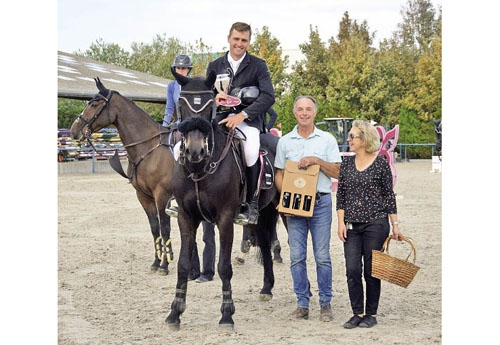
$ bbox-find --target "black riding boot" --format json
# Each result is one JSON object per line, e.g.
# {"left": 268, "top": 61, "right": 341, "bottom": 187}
{"left": 234, "top": 162, "right": 260, "bottom": 225}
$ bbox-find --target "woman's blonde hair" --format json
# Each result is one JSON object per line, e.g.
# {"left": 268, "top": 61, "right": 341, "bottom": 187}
{"left": 352, "top": 120, "right": 380, "bottom": 153}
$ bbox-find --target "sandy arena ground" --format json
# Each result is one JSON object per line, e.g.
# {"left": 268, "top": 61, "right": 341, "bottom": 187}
{"left": 58, "top": 160, "right": 442, "bottom": 345}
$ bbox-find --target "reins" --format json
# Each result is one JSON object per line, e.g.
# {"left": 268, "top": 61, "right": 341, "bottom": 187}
{"left": 183, "top": 127, "right": 237, "bottom": 182}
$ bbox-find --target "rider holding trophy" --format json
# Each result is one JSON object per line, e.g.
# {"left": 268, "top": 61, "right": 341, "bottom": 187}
{"left": 206, "top": 21, "right": 275, "bottom": 225}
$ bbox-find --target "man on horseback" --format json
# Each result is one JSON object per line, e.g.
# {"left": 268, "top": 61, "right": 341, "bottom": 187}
{"left": 207, "top": 21, "right": 275, "bottom": 225}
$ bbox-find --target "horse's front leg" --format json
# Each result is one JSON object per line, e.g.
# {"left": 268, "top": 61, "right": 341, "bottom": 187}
{"left": 217, "top": 218, "right": 235, "bottom": 329}
{"left": 165, "top": 217, "right": 197, "bottom": 330}
{"left": 137, "top": 194, "right": 166, "bottom": 273}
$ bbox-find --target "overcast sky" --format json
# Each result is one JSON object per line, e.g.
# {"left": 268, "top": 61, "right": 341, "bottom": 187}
{"left": 58, "top": 0, "right": 442, "bottom": 54}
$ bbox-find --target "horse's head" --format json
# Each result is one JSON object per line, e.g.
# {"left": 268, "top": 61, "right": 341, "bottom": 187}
{"left": 172, "top": 69, "right": 217, "bottom": 123}
{"left": 433, "top": 120, "right": 442, "bottom": 153}
{"left": 172, "top": 70, "right": 219, "bottom": 165}
{"left": 177, "top": 116, "right": 213, "bottom": 164}
{"left": 70, "top": 77, "right": 116, "bottom": 140}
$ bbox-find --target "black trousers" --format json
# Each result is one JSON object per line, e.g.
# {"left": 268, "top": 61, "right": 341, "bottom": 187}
{"left": 343, "top": 218, "right": 390, "bottom": 316}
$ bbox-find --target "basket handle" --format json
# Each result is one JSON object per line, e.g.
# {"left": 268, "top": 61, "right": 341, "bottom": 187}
{"left": 381, "top": 233, "right": 417, "bottom": 263}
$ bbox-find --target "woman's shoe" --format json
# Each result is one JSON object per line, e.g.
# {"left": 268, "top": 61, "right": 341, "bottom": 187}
{"left": 358, "top": 315, "right": 377, "bottom": 328}
{"left": 343, "top": 315, "right": 363, "bottom": 329}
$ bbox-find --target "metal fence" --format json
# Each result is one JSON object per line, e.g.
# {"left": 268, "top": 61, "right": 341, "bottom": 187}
{"left": 338, "top": 143, "right": 438, "bottom": 161}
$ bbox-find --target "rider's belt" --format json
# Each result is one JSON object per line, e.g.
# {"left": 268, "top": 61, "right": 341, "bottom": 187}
{"left": 316, "top": 192, "right": 329, "bottom": 199}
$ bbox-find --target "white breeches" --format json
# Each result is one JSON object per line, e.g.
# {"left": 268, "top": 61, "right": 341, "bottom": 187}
{"left": 233, "top": 118, "right": 260, "bottom": 167}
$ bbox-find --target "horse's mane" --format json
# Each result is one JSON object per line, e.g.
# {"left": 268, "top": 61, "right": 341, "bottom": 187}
{"left": 94, "top": 76, "right": 158, "bottom": 123}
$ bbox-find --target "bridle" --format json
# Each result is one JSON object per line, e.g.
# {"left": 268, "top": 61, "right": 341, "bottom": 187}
{"left": 75, "top": 91, "right": 113, "bottom": 151}
{"left": 179, "top": 126, "right": 237, "bottom": 182}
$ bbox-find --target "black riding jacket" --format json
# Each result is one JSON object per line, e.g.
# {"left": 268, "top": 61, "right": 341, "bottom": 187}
{"left": 206, "top": 52, "right": 275, "bottom": 131}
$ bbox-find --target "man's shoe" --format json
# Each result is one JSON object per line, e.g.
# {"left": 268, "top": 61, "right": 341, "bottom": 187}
{"left": 358, "top": 315, "right": 377, "bottom": 328}
{"left": 195, "top": 275, "right": 213, "bottom": 283}
{"left": 290, "top": 307, "right": 309, "bottom": 320}
{"left": 343, "top": 315, "right": 363, "bottom": 329}
{"left": 319, "top": 303, "right": 333, "bottom": 322}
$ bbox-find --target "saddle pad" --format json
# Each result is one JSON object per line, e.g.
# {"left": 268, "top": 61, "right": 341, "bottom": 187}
{"left": 260, "top": 150, "right": 274, "bottom": 190}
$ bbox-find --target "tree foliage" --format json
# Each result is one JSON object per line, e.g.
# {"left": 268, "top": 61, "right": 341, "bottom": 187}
{"left": 60, "top": 0, "right": 441, "bottom": 155}
{"left": 58, "top": 98, "right": 86, "bottom": 129}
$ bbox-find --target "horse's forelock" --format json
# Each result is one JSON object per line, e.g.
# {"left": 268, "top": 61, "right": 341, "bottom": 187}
{"left": 178, "top": 116, "right": 212, "bottom": 135}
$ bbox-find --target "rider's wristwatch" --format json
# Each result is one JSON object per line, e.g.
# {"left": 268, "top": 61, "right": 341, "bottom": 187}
{"left": 241, "top": 111, "right": 249, "bottom": 119}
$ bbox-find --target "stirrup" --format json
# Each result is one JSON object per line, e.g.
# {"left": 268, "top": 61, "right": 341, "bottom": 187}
{"left": 234, "top": 208, "right": 258, "bottom": 225}
{"left": 166, "top": 206, "right": 178, "bottom": 218}
{"left": 165, "top": 197, "right": 178, "bottom": 218}
{"left": 234, "top": 203, "right": 249, "bottom": 225}
{"left": 234, "top": 213, "right": 249, "bottom": 226}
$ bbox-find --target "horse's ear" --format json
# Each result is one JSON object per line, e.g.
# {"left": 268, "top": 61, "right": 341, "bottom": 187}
{"left": 171, "top": 67, "right": 189, "bottom": 86}
{"left": 95, "top": 77, "right": 107, "bottom": 93}
{"left": 206, "top": 70, "right": 217, "bottom": 90}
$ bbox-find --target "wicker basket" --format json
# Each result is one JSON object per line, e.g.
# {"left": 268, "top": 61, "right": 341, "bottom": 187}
{"left": 372, "top": 234, "right": 420, "bottom": 288}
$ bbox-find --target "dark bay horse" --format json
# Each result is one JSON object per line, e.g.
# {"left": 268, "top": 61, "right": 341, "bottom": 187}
{"left": 165, "top": 70, "right": 280, "bottom": 330}
{"left": 70, "top": 77, "right": 175, "bottom": 275}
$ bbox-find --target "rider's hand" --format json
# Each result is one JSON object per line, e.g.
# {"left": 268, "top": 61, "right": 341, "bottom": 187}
{"left": 218, "top": 113, "right": 245, "bottom": 131}
{"left": 215, "top": 91, "right": 227, "bottom": 107}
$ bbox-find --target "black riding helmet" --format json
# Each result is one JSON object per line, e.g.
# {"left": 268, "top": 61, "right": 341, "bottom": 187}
{"left": 230, "top": 86, "right": 260, "bottom": 106}
{"left": 172, "top": 54, "right": 193, "bottom": 69}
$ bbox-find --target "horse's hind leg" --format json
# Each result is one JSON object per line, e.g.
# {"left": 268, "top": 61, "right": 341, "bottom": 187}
{"left": 256, "top": 205, "right": 277, "bottom": 300}
{"left": 271, "top": 225, "right": 283, "bottom": 264}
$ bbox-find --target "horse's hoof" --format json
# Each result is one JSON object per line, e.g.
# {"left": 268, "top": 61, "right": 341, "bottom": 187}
{"left": 259, "top": 293, "right": 273, "bottom": 301}
{"left": 233, "top": 257, "right": 245, "bottom": 265}
{"left": 157, "top": 267, "right": 169, "bottom": 276}
{"left": 150, "top": 265, "right": 159, "bottom": 272}
{"left": 165, "top": 321, "right": 180, "bottom": 331}
{"left": 273, "top": 256, "right": 283, "bottom": 264}
{"left": 218, "top": 323, "right": 234, "bottom": 332}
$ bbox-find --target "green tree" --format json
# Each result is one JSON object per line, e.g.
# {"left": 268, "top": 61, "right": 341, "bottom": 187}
{"left": 76, "top": 38, "right": 130, "bottom": 67}
{"left": 397, "top": 0, "right": 438, "bottom": 54}
{"left": 128, "top": 34, "right": 183, "bottom": 78}
{"left": 58, "top": 98, "right": 87, "bottom": 128}
{"left": 248, "top": 26, "right": 289, "bottom": 97}
{"left": 186, "top": 38, "right": 217, "bottom": 76}
{"left": 325, "top": 12, "right": 376, "bottom": 121}
{"left": 398, "top": 107, "right": 435, "bottom": 158}
{"left": 404, "top": 36, "right": 441, "bottom": 121}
